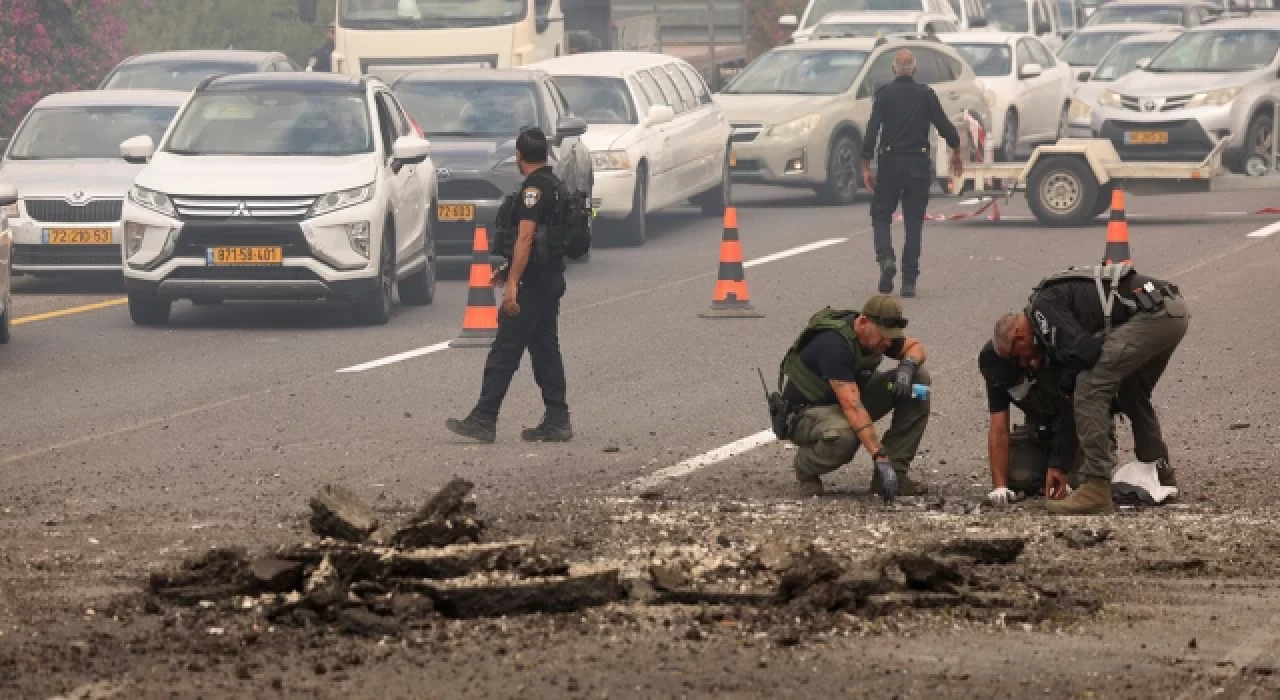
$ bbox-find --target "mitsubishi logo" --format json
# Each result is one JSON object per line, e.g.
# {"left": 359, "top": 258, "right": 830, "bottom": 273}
{"left": 436, "top": 167, "right": 451, "bottom": 180}
{"left": 68, "top": 190, "right": 88, "bottom": 205}
{"left": 1141, "top": 98, "right": 1161, "bottom": 113}
{"left": 231, "top": 201, "right": 251, "bottom": 217}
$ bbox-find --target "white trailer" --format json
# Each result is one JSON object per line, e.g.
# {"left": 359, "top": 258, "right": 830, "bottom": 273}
{"left": 934, "top": 121, "right": 1280, "bottom": 226}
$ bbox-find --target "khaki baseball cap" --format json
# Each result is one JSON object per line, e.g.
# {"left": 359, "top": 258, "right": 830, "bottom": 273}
{"left": 861, "top": 294, "right": 908, "bottom": 339}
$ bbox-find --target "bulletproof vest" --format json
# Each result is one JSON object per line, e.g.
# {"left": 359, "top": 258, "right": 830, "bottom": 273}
{"left": 491, "top": 170, "right": 565, "bottom": 263}
{"left": 1024, "top": 263, "right": 1139, "bottom": 346}
{"left": 780, "top": 308, "right": 883, "bottom": 405}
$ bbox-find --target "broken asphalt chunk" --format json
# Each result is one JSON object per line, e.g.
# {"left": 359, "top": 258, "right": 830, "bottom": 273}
{"left": 934, "top": 536, "right": 1026, "bottom": 565}
{"left": 390, "top": 514, "right": 484, "bottom": 548}
{"left": 412, "top": 477, "right": 475, "bottom": 523}
{"left": 777, "top": 546, "right": 844, "bottom": 601}
{"left": 409, "top": 568, "right": 623, "bottom": 618}
{"left": 249, "top": 558, "right": 304, "bottom": 593}
{"left": 309, "top": 484, "right": 379, "bottom": 543}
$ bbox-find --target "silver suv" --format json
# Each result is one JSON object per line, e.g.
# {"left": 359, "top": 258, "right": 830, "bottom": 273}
{"left": 1090, "top": 17, "right": 1280, "bottom": 171}
{"left": 714, "top": 35, "right": 991, "bottom": 204}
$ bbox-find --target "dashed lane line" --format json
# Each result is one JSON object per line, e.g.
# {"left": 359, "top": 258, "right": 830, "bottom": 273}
{"left": 629, "top": 430, "right": 778, "bottom": 492}
{"left": 334, "top": 237, "right": 850, "bottom": 374}
{"left": 1246, "top": 220, "right": 1280, "bottom": 238}
{"left": 12, "top": 297, "right": 127, "bottom": 325}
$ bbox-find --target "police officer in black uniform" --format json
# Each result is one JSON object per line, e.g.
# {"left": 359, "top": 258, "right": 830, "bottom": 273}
{"left": 861, "top": 49, "right": 964, "bottom": 298}
{"left": 446, "top": 128, "right": 572, "bottom": 443}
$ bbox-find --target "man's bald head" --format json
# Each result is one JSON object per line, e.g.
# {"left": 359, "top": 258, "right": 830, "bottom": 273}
{"left": 893, "top": 49, "right": 916, "bottom": 77}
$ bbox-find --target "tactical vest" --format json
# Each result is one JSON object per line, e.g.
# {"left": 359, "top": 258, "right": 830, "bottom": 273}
{"left": 1024, "top": 263, "right": 1138, "bottom": 345}
{"left": 779, "top": 307, "right": 883, "bottom": 405}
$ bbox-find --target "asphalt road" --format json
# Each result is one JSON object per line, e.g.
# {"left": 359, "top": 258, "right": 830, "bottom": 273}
{"left": 3, "top": 182, "right": 1280, "bottom": 697}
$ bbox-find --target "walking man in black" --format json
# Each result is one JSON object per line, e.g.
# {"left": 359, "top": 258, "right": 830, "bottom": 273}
{"left": 447, "top": 128, "right": 572, "bottom": 443}
{"left": 307, "top": 24, "right": 335, "bottom": 72}
{"left": 861, "top": 49, "right": 964, "bottom": 298}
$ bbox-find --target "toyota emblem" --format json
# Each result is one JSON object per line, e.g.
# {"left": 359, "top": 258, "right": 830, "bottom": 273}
{"left": 436, "top": 167, "right": 451, "bottom": 180}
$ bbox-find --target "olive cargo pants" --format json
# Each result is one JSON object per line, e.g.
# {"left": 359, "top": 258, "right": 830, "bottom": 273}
{"left": 791, "top": 367, "right": 931, "bottom": 480}
{"left": 1074, "top": 296, "right": 1190, "bottom": 482}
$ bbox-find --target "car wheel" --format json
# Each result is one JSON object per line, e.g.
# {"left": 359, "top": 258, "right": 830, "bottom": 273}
{"left": 693, "top": 147, "right": 731, "bottom": 216}
{"left": 128, "top": 292, "right": 171, "bottom": 326}
{"left": 354, "top": 232, "right": 394, "bottom": 325}
{"left": 1026, "top": 155, "right": 1099, "bottom": 227}
{"left": 617, "top": 164, "right": 647, "bottom": 246}
{"left": 0, "top": 286, "right": 10, "bottom": 345}
{"left": 1241, "top": 110, "right": 1275, "bottom": 175}
{"left": 398, "top": 232, "right": 436, "bottom": 306}
{"left": 998, "top": 111, "right": 1018, "bottom": 162}
{"left": 818, "top": 132, "right": 859, "bottom": 205}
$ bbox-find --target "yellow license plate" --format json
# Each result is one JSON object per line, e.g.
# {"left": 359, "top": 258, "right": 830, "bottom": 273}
{"left": 438, "top": 203, "right": 475, "bottom": 222}
{"left": 729, "top": 150, "right": 737, "bottom": 167}
{"left": 46, "top": 228, "right": 112, "bottom": 244}
{"left": 1125, "top": 131, "right": 1169, "bottom": 145}
{"left": 206, "top": 246, "right": 283, "bottom": 265}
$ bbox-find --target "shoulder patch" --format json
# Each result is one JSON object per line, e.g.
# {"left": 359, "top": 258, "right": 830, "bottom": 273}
{"left": 522, "top": 187, "right": 540, "bottom": 208}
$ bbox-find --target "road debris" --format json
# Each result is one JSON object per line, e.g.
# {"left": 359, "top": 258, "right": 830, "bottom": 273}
{"left": 309, "top": 483, "right": 379, "bottom": 543}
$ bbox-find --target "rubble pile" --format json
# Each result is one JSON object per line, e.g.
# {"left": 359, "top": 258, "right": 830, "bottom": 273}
{"left": 146, "top": 482, "right": 1093, "bottom": 639}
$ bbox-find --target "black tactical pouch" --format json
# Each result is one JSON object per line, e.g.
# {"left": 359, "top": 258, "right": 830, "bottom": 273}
{"left": 767, "top": 391, "right": 797, "bottom": 441}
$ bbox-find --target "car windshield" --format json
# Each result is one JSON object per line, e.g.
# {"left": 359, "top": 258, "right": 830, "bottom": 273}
{"left": 982, "top": 0, "right": 1030, "bottom": 31}
{"left": 1091, "top": 40, "right": 1168, "bottom": 79}
{"left": 1060, "top": 29, "right": 1144, "bottom": 63}
{"left": 1147, "top": 28, "right": 1280, "bottom": 71}
{"left": 722, "top": 49, "right": 870, "bottom": 94}
{"left": 949, "top": 43, "right": 1014, "bottom": 75}
{"left": 339, "top": 0, "right": 527, "bottom": 29}
{"left": 801, "top": 0, "right": 924, "bottom": 28}
{"left": 551, "top": 76, "right": 637, "bottom": 125}
{"left": 393, "top": 81, "right": 540, "bottom": 137}
{"left": 7, "top": 105, "right": 178, "bottom": 160}
{"left": 164, "top": 91, "right": 373, "bottom": 156}
{"left": 101, "top": 61, "right": 260, "bottom": 90}
{"left": 813, "top": 22, "right": 916, "bottom": 37}
{"left": 1085, "top": 5, "right": 1184, "bottom": 25}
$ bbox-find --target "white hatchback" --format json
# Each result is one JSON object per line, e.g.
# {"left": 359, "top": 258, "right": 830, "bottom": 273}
{"left": 939, "top": 31, "right": 1074, "bottom": 159}
{"left": 529, "top": 52, "right": 732, "bottom": 246}
{"left": 119, "top": 73, "right": 438, "bottom": 326}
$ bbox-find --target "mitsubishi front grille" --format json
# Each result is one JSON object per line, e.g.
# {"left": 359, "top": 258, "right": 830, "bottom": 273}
{"left": 170, "top": 195, "right": 316, "bottom": 221}
{"left": 25, "top": 198, "right": 123, "bottom": 223}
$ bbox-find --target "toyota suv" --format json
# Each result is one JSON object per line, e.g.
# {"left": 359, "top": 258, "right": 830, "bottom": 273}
{"left": 1090, "top": 18, "right": 1280, "bottom": 171}
{"left": 715, "top": 35, "right": 991, "bottom": 204}
{"left": 119, "top": 73, "right": 439, "bottom": 326}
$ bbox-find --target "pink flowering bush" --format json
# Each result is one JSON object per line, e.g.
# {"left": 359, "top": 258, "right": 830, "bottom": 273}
{"left": 0, "top": 0, "right": 129, "bottom": 136}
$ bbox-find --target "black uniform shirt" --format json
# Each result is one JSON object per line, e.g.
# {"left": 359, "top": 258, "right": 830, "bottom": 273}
{"left": 861, "top": 75, "right": 962, "bottom": 162}
{"left": 514, "top": 164, "right": 564, "bottom": 280}
{"left": 979, "top": 341, "right": 1078, "bottom": 468}
{"left": 781, "top": 330, "right": 904, "bottom": 407}
{"left": 310, "top": 41, "right": 334, "bottom": 72}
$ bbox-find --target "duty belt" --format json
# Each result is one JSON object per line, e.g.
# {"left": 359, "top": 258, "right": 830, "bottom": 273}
{"left": 879, "top": 145, "right": 929, "bottom": 156}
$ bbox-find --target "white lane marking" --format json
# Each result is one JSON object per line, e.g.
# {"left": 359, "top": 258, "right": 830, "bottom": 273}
{"left": 629, "top": 430, "right": 777, "bottom": 492}
{"left": 1247, "top": 220, "right": 1280, "bottom": 238}
{"left": 744, "top": 238, "right": 847, "bottom": 267}
{"left": 335, "top": 341, "right": 451, "bottom": 373}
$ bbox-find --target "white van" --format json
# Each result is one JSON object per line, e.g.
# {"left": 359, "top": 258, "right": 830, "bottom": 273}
{"left": 781, "top": 0, "right": 990, "bottom": 42}
{"left": 980, "top": 0, "right": 1069, "bottom": 51}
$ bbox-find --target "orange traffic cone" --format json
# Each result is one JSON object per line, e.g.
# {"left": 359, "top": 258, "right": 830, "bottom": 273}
{"left": 450, "top": 225, "right": 499, "bottom": 348}
{"left": 1103, "top": 184, "right": 1132, "bottom": 265}
{"left": 699, "top": 206, "right": 764, "bottom": 319}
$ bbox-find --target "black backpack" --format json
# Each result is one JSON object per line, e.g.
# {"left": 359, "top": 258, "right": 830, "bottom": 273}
{"left": 551, "top": 178, "right": 592, "bottom": 261}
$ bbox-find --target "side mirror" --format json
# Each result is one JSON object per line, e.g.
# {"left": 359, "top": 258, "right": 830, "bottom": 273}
{"left": 646, "top": 104, "right": 675, "bottom": 126}
{"left": 779, "top": 14, "right": 799, "bottom": 27}
{"left": 297, "top": 0, "right": 317, "bottom": 23}
{"left": 121, "top": 134, "right": 156, "bottom": 164}
{"left": 1135, "top": 57, "right": 1152, "bottom": 69}
{"left": 0, "top": 183, "right": 17, "bottom": 208}
{"left": 1019, "top": 62, "right": 1044, "bottom": 79}
{"left": 555, "top": 115, "right": 588, "bottom": 140}
{"left": 391, "top": 135, "right": 431, "bottom": 165}
{"left": 1077, "top": 69, "right": 1092, "bottom": 81}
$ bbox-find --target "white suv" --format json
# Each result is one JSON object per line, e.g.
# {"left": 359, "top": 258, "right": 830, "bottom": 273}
{"left": 118, "top": 73, "right": 438, "bottom": 326}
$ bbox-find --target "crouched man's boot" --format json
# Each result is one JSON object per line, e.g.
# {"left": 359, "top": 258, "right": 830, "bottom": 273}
{"left": 445, "top": 413, "right": 497, "bottom": 444}
{"left": 521, "top": 407, "right": 573, "bottom": 442}
{"left": 1046, "top": 478, "right": 1114, "bottom": 515}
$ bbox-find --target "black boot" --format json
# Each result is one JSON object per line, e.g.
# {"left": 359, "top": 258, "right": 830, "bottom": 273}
{"left": 900, "top": 278, "right": 917, "bottom": 298}
{"left": 878, "top": 258, "right": 897, "bottom": 294}
{"left": 521, "top": 408, "right": 573, "bottom": 442}
{"left": 445, "top": 413, "right": 496, "bottom": 443}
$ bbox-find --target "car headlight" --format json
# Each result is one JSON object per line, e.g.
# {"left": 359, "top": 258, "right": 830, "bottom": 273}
{"left": 309, "top": 183, "right": 374, "bottom": 218}
{"left": 590, "top": 150, "right": 631, "bottom": 171}
{"left": 1187, "top": 86, "right": 1242, "bottom": 109}
{"left": 128, "top": 185, "right": 176, "bottom": 217}
{"left": 1097, "top": 89, "right": 1121, "bottom": 108}
{"left": 765, "top": 113, "right": 821, "bottom": 140}
{"left": 1068, "top": 99, "right": 1092, "bottom": 121}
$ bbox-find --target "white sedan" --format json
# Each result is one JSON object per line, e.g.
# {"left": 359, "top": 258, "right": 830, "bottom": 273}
{"left": 939, "top": 31, "right": 1074, "bottom": 160}
{"left": 527, "top": 52, "right": 732, "bottom": 246}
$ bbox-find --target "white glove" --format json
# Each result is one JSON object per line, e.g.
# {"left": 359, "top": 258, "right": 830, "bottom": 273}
{"left": 987, "top": 486, "right": 1019, "bottom": 506}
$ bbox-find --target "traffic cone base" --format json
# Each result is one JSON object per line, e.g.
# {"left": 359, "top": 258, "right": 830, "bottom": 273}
{"left": 451, "top": 225, "right": 500, "bottom": 348}
{"left": 1103, "top": 185, "right": 1132, "bottom": 265}
{"left": 701, "top": 206, "right": 764, "bottom": 319}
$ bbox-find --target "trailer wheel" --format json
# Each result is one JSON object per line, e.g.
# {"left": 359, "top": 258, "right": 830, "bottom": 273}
{"left": 1026, "top": 155, "right": 1099, "bottom": 227}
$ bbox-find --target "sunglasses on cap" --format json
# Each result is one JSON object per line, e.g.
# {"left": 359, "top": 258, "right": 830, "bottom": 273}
{"left": 866, "top": 314, "right": 908, "bottom": 329}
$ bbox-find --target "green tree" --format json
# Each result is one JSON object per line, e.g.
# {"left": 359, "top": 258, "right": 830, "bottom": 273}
{"left": 118, "top": 0, "right": 335, "bottom": 67}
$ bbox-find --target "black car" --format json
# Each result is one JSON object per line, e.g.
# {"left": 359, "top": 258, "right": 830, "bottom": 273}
{"left": 390, "top": 68, "right": 594, "bottom": 263}
{"left": 99, "top": 50, "right": 298, "bottom": 91}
